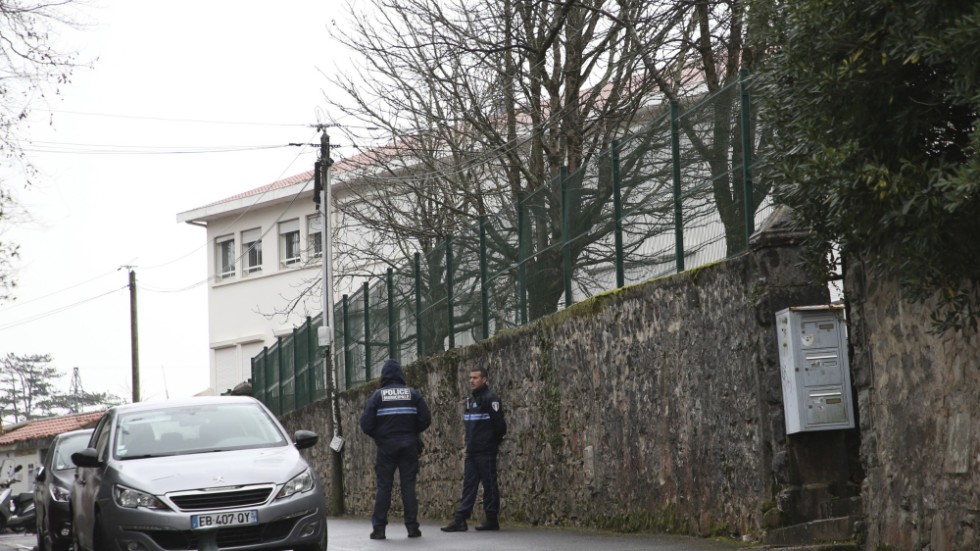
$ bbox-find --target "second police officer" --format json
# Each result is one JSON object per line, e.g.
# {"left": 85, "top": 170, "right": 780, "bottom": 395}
{"left": 442, "top": 366, "right": 507, "bottom": 532}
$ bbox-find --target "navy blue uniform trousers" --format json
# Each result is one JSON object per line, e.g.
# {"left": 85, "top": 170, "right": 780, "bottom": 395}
{"left": 454, "top": 452, "right": 499, "bottom": 521}
{"left": 373, "top": 441, "right": 421, "bottom": 530}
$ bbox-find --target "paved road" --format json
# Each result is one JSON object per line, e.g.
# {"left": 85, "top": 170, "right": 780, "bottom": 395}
{"left": 327, "top": 517, "right": 740, "bottom": 551}
{"left": 0, "top": 532, "right": 34, "bottom": 550}
{"left": 0, "top": 518, "right": 742, "bottom": 550}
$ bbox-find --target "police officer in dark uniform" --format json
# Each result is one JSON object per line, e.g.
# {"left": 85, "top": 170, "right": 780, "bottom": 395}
{"left": 441, "top": 366, "right": 507, "bottom": 532}
{"left": 360, "top": 359, "right": 432, "bottom": 540}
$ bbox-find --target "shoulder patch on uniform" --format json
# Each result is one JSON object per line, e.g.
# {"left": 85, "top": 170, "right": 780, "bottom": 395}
{"left": 492, "top": 401, "right": 500, "bottom": 411}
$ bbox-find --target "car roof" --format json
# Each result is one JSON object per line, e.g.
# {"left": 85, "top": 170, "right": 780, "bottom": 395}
{"left": 53, "top": 428, "right": 94, "bottom": 440}
{"left": 108, "top": 395, "right": 261, "bottom": 415}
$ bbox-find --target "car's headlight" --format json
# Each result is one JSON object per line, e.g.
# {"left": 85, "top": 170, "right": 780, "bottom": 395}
{"left": 49, "top": 484, "right": 71, "bottom": 503}
{"left": 276, "top": 469, "right": 314, "bottom": 500}
{"left": 113, "top": 485, "right": 167, "bottom": 510}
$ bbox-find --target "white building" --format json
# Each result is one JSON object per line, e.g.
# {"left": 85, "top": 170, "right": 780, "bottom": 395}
{"left": 177, "top": 168, "right": 354, "bottom": 396}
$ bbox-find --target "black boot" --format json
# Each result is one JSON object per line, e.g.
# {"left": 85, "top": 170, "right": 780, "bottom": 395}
{"left": 440, "top": 519, "right": 467, "bottom": 532}
{"left": 407, "top": 525, "right": 422, "bottom": 538}
{"left": 475, "top": 518, "right": 499, "bottom": 531}
{"left": 370, "top": 526, "right": 386, "bottom": 540}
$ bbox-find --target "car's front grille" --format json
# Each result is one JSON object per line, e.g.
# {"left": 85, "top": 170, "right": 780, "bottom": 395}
{"left": 143, "top": 518, "right": 295, "bottom": 550}
{"left": 168, "top": 485, "right": 275, "bottom": 511}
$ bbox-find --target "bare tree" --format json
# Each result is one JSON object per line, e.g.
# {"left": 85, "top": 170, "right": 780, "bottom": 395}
{"left": 0, "top": 0, "right": 81, "bottom": 304}
{"left": 327, "top": 1, "right": 665, "bottom": 318}
{"left": 303, "top": 0, "right": 774, "bottom": 354}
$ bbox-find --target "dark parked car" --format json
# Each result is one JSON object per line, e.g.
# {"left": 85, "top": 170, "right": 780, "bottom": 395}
{"left": 34, "top": 428, "right": 93, "bottom": 551}
{"left": 70, "top": 396, "right": 327, "bottom": 551}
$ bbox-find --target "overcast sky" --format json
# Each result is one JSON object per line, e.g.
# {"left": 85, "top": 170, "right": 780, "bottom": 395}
{"left": 0, "top": 1, "right": 356, "bottom": 405}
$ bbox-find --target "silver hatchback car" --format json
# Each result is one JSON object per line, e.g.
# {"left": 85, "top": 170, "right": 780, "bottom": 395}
{"left": 70, "top": 396, "right": 327, "bottom": 551}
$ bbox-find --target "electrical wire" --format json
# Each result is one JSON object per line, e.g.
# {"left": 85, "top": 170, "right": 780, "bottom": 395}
{"left": 0, "top": 285, "right": 128, "bottom": 332}
{"left": 137, "top": 129, "right": 321, "bottom": 276}
{"left": 0, "top": 268, "right": 119, "bottom": 314}
{"left": 22, "top": 142, "right": 303, "bottom": 156}
{"left": 36, "top": 108, "right": 314, "bottom": 128}
{"left": 3, "top": 132, "right": 321, "bottom": 308}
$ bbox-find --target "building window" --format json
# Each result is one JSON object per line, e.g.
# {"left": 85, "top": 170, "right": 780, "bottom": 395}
{"left": 241, "top": 228, "right": 263, "bottom": 275}
{"left": 307, "top": 214, "right": 323, "bottom": 258}
{"left": 216, "top": 235, "right": 235, "bottom": 279}
{"left": 279, "top": 219, "right": 301, "bottom": 267}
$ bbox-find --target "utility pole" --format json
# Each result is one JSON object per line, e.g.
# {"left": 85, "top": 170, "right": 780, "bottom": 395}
{"left": 123, "top": 266, "right": 140, "bottom": 403}
{"left": 315, "top": 129, "right": 344, "bottom": 514}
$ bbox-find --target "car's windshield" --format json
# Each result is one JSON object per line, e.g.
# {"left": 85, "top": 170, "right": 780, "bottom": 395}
{"left": 114, "top": 402, "right": 287, "bottom": 459}
{"left": 53, "top": 433, "right": 91, "bottom": 470}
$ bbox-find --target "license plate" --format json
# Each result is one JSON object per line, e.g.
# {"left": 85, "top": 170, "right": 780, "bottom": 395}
{"left": 191, "top": 510, "right": 258, "bottom": 530}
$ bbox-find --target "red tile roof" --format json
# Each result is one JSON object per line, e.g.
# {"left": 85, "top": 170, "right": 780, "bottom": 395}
{"left": 0, "top": 411, "right": 104, "bottom": 445}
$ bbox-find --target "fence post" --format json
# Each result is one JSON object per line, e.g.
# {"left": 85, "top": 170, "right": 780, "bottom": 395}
{"left": 517, "top": 191, "right": 528, "bottom": 325}
{"left": 387, "top": 268, "right": 397, "bottom": 361}
{"left": 342, "top": 294, "right": 352, "bottom": 389}
{"left": 259, "top": 346, "right": 269, "bottom": 406}
{"left": 479, "top": 215, "right": 490, "bottom": 340}
{"left": 306, "top": 316, "right": 316, "bottom": 404}
{"left": 275, "top": 336, "right": 284, "bottom": 416}
{"left": 414, "top": 252, "right": 423, "bottom": 358}
{"left": 363, "top": 281, "right": 371, "bottom": 380}
{"left": 612, "top": 140, "right": 625, "bottom": 288}
{"left": 265, "top": 346, "right": 273, "bottom": 406}
{"left": 445, "top": 234, "right": 455, "bottom": 350}
{"left": 560, "top": 167, "right": 572, "bottom": 308}
{"left": 292, "top": 326, "right": 300, "bottom": 409}
{"left": 739, "top": 68, "right": 755, "bottom": 246}
{"left": 670, "top": 100, "right": 685, "bottom": 272}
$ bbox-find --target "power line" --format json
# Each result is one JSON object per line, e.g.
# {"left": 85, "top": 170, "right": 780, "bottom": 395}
{"left": 0, "top": 268, "right": 118, "bottom": 314}
{"left": 37, "top": 109, "right": 313, "bottom": 128}
{"left": 4, "top": 132, "right": 322, "bottom": 305}
{"left": 0, "top": 286, "right": 128, "bottom": 332}
{"left": 36, "top": 109, "right": 386, "bottom": 131}
{"left": 23, "top": 142, "right": 304, "bottom": 156}
{"left": 139, "top": 130, "right": 320, "bottom": 274}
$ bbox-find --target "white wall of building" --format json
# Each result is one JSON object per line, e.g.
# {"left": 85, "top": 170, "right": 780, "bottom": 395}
{"left": 179, "top": 176, "right": 358, "bottom": 395}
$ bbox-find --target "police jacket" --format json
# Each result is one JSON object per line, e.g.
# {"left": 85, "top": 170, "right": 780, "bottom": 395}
{"left": 464, "top": 384, "right": 506, "bottom": 455}
{"left": 360, "top": 360, "right": 431, "bottom": 448}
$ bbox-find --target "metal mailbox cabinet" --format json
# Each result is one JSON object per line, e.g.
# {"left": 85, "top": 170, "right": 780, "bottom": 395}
{"left": 775, "top": 305, "right": 855, "bottom": 434}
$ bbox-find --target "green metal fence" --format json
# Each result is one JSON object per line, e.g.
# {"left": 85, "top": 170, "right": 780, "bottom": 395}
{"left": 251, "top": 316, "right": 327, "bottom": 416}
{"left": 253, "top": 70, "right": 774, "bottom": 414}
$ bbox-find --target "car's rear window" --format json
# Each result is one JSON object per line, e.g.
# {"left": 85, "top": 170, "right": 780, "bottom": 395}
{"left": 114, "top": 403, "right": 288, "bottom": 459}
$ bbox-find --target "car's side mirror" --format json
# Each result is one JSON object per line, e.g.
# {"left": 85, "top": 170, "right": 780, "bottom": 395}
{"left": 35, "top": 468, "right": 46, "bottom": 482}
{"left": 293, "top": 430, "right": 318, "bottom": 450}
{"left": 71, "top": 448, "right": 103, "bottom": 468}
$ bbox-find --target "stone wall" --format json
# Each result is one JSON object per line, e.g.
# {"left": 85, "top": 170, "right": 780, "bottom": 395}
{"left": 847, "top": 262, "right": 980, "bottom": 551}
{"left": 280, "top": 218, "right": 980, "bottom": 549}
{"left": 283, "top": 214, "right": 839, "bottom": 538}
